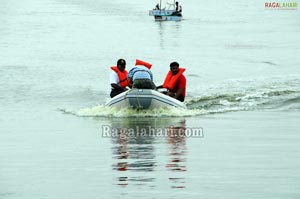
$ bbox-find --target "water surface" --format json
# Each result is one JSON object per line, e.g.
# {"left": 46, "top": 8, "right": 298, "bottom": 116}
{"left": 0, "top": 0, "right": 300, "bottom": 198}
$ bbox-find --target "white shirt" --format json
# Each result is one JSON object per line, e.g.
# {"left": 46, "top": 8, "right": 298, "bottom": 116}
{"left": 110, "top": 71, "right": 120, "bottom": 88}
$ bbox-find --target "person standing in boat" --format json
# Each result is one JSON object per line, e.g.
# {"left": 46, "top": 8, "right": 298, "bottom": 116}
{"left": 157, "top": 61, "right": 186, "bottom": 102}
{"left": 154, "top": 3, "right": 160, "bottom": 10}
{"left": 171, "top": 1, "right": 182, "bottom": 16}
{"left": 109, "top": 59, "right": 130, "bottom": 98}
{"left": 127, "top": 59, "right": 156, "bottom": 90}
{"left": 175, "top": 1, "right": 182, "bottom": 13}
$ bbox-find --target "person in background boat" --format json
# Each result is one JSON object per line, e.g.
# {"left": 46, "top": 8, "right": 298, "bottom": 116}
{"left": 127, "top": 59, "right": 156, "bottom": 90}
{"left": 157, "top": 61, "right": 186, "bottom": 102}
{"left": 171, "top": 1, "right": 182, "bottom": 16}
{"left": 175, "top": 1, "right": 182, "bottom": 12}
{"left": 110, "top": 59, "right": 130, "bottom": 98}
{"left": 154, "top": 3, "right": 160, "bottom": 10}
{"left": 172, "top": 1, "right": 182, "bottom": 17}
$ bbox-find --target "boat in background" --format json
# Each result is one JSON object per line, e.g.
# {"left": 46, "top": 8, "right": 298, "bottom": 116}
{"left": 149, "top": 0, "right": 182, "bottom": 21}
{"left": 105, "top": 89, "right": 186, "bottom": 109}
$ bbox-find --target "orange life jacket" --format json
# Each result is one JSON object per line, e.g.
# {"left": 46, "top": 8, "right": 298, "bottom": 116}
{"left": 111, "top": 66, "right": 129, "bottom": 88}
{"left": 162, "top": 68, "right": 185, "bottom": 90}
{"left": 135, "top": 59, "right": 152, "bottom": 69}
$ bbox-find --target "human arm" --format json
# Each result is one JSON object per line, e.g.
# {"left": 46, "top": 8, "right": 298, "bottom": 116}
{"left": 127, "top": 77, "right": 133, "bottom": 88}
{"left": 110, "top": 71, "right": 126, "bottom": 90}
{"left": 173, "top": 88, "right": 183, "bottom": 99}
{"left": 127, "top": 68, "right": 135, "bottom": 88}
{"left": 166, "top": 88, "right": 182, "bottom": 99}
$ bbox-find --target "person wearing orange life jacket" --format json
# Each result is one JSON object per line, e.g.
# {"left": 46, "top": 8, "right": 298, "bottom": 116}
{"left": 157, "top": 61, "right": 186, "bottom": 102}
{"left": 110, "top": 59, "right": 130, "bottom": 98}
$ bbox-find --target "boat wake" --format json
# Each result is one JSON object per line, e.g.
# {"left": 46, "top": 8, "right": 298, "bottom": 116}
{"left": 186, "top": 89, "right": 300, "bottom": 113}
{"left": 60, "top": 105, "right": 201, "bottom": 118}
{"left": 186, "top": 75, "right": 300, "bottom": 114}
{"left": 60, "top": 75, "right": 300, "bottom": 118}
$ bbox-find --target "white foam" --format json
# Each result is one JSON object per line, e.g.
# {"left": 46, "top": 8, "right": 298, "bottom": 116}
{"left": 61, "top": 105, "right": 204, "bottom": 118}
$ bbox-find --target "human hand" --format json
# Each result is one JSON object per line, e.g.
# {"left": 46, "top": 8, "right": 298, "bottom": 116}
{"left": 167, "top": 92, "right": 175, "bottom": 97}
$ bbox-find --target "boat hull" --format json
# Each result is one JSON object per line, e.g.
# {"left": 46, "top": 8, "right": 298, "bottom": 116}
{"left": 149, "top": 10, "right": 182, "bottom": 21}
{"left": 106, "top": 89, "right": 186, "bottom": 109}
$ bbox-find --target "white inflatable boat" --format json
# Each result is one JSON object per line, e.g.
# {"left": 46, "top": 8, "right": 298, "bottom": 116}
{"left": 105, "top": 89, "right": 186, "bottom": 109}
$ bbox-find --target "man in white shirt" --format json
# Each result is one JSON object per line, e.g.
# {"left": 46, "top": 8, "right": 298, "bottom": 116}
{"left": 109, "top": 59, "right": 129, "bottom": 98}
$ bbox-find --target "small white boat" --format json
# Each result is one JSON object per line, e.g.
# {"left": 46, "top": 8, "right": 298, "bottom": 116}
{"left": 149, "top": 0, "right": 182, "bottom": 21}
{"left": 106, "top": 89, "right": 186, "bottom": 109}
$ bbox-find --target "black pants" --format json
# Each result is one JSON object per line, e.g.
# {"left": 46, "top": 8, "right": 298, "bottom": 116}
{"left": 110, "top": 88, "right": 125, "bottom": 98}
{"left": 177, "top": 95, "right": 185, "bottom": 102}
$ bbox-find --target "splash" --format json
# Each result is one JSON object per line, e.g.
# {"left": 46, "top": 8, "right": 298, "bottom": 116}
{"left": 60, "top": 89, "right": 300, "bottom": 118}
{"left": 60, "top": 75, "right": 300, "bottom": 118}
{"left": 61, "top": 105, "right": 203, "bottom": 118}
{"left": 186, "top": 76, "right": 300, "bottom": 113}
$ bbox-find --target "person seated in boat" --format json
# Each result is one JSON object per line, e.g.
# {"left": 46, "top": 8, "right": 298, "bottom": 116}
{"left": 109, "top": 59, "right": 130, "bottom": 98}
{"left": 127, "top": 59, "right": 156, "bottom": 90}
{"left": 154, "top": 3, "right": 160, "bottom": 10}
{"left": 157, "top": 61, "right": 186, "bottom": 102}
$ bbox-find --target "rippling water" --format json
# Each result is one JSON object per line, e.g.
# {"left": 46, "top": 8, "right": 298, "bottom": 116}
{"left": 1, "top": 0, "right": 300, "bottom": 198}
